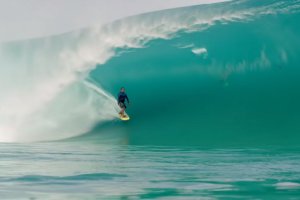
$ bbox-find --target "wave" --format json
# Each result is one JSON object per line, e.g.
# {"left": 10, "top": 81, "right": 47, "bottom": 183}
{"left": 0, "top": 0, "right": 299, "bottom": 143}
{"left": 7, "top": 173, "right": 126, "bottom": 182}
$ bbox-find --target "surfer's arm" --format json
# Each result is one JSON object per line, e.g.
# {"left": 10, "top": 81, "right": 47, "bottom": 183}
{"left": 126, "top": 95, "right": 129, "bottom": 104}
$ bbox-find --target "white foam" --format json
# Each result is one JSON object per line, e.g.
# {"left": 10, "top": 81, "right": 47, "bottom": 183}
{"left": 192, "top": 47, "right": 208, "bottom": 56}
{"left": 275, "top": 182, "right": 300, "bottom": 190}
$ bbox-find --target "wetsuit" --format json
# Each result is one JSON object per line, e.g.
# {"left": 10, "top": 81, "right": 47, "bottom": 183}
{"left": 118, "top": 92, "right": 129, "bottom": 109}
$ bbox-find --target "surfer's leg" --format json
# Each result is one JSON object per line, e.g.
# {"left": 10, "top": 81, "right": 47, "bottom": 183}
{"left": 118, "top": 102, "right": 122, "bottom": 115}
{"left": 118, "top": 103, "right": 122, "bottom": 115}
{"left": 122, "top": 104, "right": 127, "bottom": 117}
{"left": 119, "top": 102, "right": 126, "bottom": 116}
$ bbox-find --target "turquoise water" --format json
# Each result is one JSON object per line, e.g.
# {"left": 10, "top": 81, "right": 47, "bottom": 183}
{"left": 1, "top": 0, "right": 300, "bottom": 199}
{"left": 89, "top": 1, "right": 300, "bottom": 147}
{"left": 1, "top": 142, "right": 300, "bottom": 199}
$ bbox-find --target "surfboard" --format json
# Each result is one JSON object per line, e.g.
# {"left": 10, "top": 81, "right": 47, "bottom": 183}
{"left": 119, "top": 113, "right": 130, "bottom": 121}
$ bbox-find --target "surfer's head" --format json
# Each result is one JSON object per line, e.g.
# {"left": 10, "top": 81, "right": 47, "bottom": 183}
{"left": 120, "top": 87, "right": 125, "bottom": 92}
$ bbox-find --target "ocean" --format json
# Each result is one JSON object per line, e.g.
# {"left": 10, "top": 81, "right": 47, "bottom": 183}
{"left": 0, "top": 0, "right": 300, "bottom": 199}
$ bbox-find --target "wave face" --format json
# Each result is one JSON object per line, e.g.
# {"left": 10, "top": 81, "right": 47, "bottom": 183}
{"left": 0, "top": 0, "right": 300, "bottom": 143}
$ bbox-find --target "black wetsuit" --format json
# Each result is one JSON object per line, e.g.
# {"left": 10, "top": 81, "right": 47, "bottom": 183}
{"left": 118, "top": 92, "right": 129, "bottom": 109}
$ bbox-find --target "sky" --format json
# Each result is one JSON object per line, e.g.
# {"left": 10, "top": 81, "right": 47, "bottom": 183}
{"left": 0, "top": 0, "right": 227, "bottom": 42}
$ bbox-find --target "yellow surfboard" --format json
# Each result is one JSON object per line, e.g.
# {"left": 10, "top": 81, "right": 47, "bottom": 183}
{"left": 119, "top": 113, "right": 130, "bottom": 121}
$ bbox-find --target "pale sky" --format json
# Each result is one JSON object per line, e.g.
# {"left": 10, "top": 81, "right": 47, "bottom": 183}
{"left": 0, "top": 0, "right": 227, "bottom": 42}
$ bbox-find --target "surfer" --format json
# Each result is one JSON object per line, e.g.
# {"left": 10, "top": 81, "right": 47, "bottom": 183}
{"left": 118, "top": 87, "right": 130, "bottom": 117}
